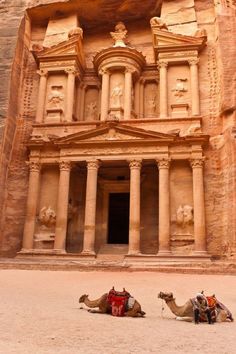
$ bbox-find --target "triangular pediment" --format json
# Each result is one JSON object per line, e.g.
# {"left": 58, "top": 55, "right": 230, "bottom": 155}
{"left": 53, "top": 123, "right": 176, "bottom": 146}
{"left": 152, "top": 29, "right": 206, "bottom": 54}
{"left": 33, "top": 34, "right": 85, "bottom": 66}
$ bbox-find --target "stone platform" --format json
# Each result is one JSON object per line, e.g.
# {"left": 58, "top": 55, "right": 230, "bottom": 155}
{"left": 1, "top": 254, "right": 236, "bottom": 275}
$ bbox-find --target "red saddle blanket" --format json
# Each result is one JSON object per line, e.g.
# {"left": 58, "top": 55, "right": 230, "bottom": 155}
{"left": 107, "top": 288, "right": 130, "bottom": 317}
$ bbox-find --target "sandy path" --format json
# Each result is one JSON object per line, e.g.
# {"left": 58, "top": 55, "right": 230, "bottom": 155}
{"left": 0, "top": 270, "right": 235, "bottom": 354}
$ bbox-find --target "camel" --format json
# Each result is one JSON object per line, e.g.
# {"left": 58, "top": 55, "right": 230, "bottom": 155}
{"left": 79, "top": 292, "right": 145, "bottom": 317}
{"left": 158, "top": 292, "right": 233, "bottom": 322}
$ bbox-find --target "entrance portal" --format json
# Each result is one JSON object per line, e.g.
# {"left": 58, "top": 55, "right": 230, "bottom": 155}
{"left": 108, "top": 193, "right": 129, "bottom": 244}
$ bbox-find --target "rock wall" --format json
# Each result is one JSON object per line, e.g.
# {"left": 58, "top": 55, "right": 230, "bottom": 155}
{"left": 0, "top": 0, "right": 235, "bottom": 258}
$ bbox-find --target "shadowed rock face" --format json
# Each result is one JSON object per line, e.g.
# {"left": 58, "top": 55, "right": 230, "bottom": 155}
{"left": 27, "top": 0, "right": 162, "bottom": 29}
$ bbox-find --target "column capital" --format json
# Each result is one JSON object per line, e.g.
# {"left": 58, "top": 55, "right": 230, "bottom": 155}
{"left": 128, "top": 159, "right": 142, "bottom": 169}
{"left": 59, "top": 161, "right": 71, "bottom": 171}
{"left": 188, "top": 58, "right": 199, "bottom": 66}
{"left": 156, "top": 158, "right": 171, "bottom": 169}
{"left": 125, "top": 67, "right": 135, "bottom": 74}
{"left": 99, "top": 68, "right": 110, "bottom": 76}
{"left": 87, "top": 160, "right": 100, "bottom": 170}
{"left": 158, "top": 61, "right": 168, "bottom": 69}
{"left": 65, "top": 68, "right": 77, "bottom": 75}
{"left": 27, "top": 161, "right": 41, "bottom": 172}
{"left": 37, "top": 69, "right": 48, "bottom": 77}
{"left": 190, "top": 158, "right": 205, "bottom": 168}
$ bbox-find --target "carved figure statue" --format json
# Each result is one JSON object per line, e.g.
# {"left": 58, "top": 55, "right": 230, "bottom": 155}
{"left": 38, "top": 206, "right": 56, "bottom": 228}
{"left": 150, "top": 17, "right": 168, "bottom": 30}
{"left": 110, "top": 22, "right": 128, "bottom": 47}
{"left": 86, "top": 101, "right": 97, "bottom": 120}
{"left": 110, "top": 84, "right": 123, "bottom": 107}
{"left": 47, "top": 86, "right": 64, "bottom": 108}
{"left": 176, "top": 205, "right": 193, "bottom": 227}
{"left": 147, "top": 96, "right": 157, "bottom": 115}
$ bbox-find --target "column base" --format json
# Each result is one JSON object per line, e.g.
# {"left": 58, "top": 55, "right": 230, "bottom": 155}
{"left": 156, "top": 250, "right": 172, "bottom": 256}
{"left": 80, "top": 250, "right": 96, "bottom": 257}
{"left": 193, "top": 250, "right": 209, "bottom": 257}
{"left": 18, "top": 248, "right": 34, "bottom": 254}
{"left": 126, "top": 251, "right": 142, "bottom": 257}
{"left": 53, "top": 249, "right": 67, "bottom": 254}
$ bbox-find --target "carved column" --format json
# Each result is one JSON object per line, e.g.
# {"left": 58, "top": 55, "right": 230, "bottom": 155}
{"left": 79, "top": 83, "right": 86, "bottom": 121}
{"left": 65, "top": 69, "right": 76, "bottom": 122}
{"left": 124, "top": 68, "right": 133, "bottom": 120}
{"left": 157, "top": 158, "right": 171, "bottom": 254}
{"left": 139, "top": 78, "right": 144, "bottom": 118}
{"left": 100, "top": 69, "right": 110, "bottom": 121}
{"left": 189, "top": 59, "right": 200, "bottom": 116}
{"left": 159, "top": 61, "right": 168, "bottom": 118}
{"left": 128, "top": 159, "right": 142, "bottom": 255}
{"left": 22, "top": 162, "right": 41, "bottom": 250}
{"left": 54, "top": 161, "right": 71, "bottom": 251}
{"left": 134, "top": 79, "right": 140, "bottom": 117}
{"left": 190, "top": 158, "right": 207, "bottom": 254}
{"left": 35, "top": 70, "right": 48, "bottom": 123}
{"left": 82, "top": 160, "right": 100, "bottom": 255}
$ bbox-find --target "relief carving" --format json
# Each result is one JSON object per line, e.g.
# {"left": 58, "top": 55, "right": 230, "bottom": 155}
{"left": 110, "top": 22, "right": 128, "bottom": 47}
{"left": 47, "top": 85, "right": 64, "bottom": 109}
{"left": 176, "top": 205, "right": 194, "bottom": 228}
{"left": 38, "top": 206, "right": 56, "bottom": 229}
{"left": 85, "top": 101, "right": 98, "bottom": 120}
{"left": 172, "top": 78, "right": 187, "bottom": 99}
{"left": 110, "top": 84, "right": 123, "bottom": 107}
{"left": 68, "top": 27, "right": 83, "bottom": 39}
{"left": 147, "top": 97, "right": 157, "bottom": 115}
{"left": 150, "top": 17, "right": 168, "bottom": 30}
{"left": 194, "top": 28, "right": 207, "bottom": 38}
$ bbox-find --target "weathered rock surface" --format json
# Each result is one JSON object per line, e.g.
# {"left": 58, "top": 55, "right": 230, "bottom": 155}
{"left": 0, "top": 0, "right": 235, "bottom": 259}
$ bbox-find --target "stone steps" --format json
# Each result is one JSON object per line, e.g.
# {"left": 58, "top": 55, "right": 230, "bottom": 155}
{"left": 0, "top": 257, "right": 236, "bottom": 274}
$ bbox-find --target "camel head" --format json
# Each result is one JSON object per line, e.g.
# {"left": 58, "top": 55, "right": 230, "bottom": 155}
{"left": 158, "top": 292, "right": 175, "bottom": 302}
{"left": 79, "top": 294, "right": 88, "bottom": 303}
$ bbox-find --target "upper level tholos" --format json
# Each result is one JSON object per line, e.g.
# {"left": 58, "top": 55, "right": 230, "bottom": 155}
{"left": 32, "top": 15, "right": 207, "bottom": 126}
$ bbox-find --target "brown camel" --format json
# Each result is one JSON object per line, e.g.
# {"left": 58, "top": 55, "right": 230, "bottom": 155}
{"left": 79, "top": 293, "right": 145, "bottom": 317}
{"left": 158, "top": 292, "right": 233, "bottom": 322}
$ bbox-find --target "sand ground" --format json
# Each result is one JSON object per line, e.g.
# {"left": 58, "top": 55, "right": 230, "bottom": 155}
{"left": 0, "top": 270, "right": 235, "bottom": 354}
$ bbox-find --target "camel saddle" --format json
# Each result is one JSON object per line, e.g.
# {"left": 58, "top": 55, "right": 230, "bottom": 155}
{"left": 107, "top": 287, "right": 131, "bottom": 316}
{"left": 199, "top": 296, "right": 217, "bottom": 322}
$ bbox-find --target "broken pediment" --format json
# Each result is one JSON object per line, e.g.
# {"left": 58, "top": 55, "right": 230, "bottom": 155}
{"left": 151, "top": 27, "right": 207, "bottom": 59}
{"left": 53, "top": 123, "right": 176, "bottom": 146}
{"left": 32, "top": 29, "right": 85, "bottom": 68}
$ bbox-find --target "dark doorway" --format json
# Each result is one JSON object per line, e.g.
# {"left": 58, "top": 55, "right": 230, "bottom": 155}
{"left": 108, "top": 193, "right": 129, "bottom": 244}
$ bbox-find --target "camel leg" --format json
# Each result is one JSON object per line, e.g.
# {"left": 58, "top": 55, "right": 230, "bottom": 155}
{"left": 124, "top": 309, "right": 145, "bottom": 317}
{"left": 87, "top": 309, "right": 107, "bottom": 314}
